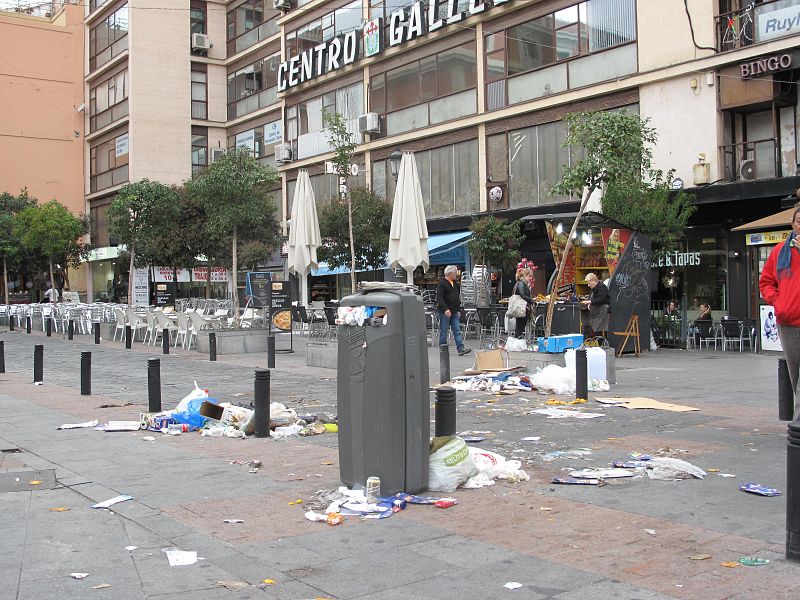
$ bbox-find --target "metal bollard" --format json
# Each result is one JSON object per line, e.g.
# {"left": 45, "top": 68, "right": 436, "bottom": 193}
{"left": 93, "top": 322, "right": 100, "bottom": 344}
{"left": 33, "top": 344, "right": 43, "bottom": 383}
{"left": 46, "top": 317, "right": 52, "bottom": 337}
{"left": 147, "top": 358, "right": 161, "bottom": 413}
{"left": 439, "top": 344, "right": 451, "bottom": 385}
{"left": 780, "top": 359, "right": 795, "bottom": 421}
{"left": 26, "top": 317, "right": 31, "bottom": 334}
{"left": 434, "top": 386, "right": 457, "bottom": 437}
{"left": 125, "top": 325, "right": 132, "bottom": 349}
{"left": 575, "top": 348, "right": 588, "bottom": 401}
{"left": 787, "top": 421, "right": 800, "bottom": 562}
{"left": 208, "top": 331, "right": 217, "bottom": 362}
{"left": 253, "top": 368, "right": 271, "bottom": 438}
{"left": 68, "top": 320, "right": 74, "bottom": 340}
{"left": 9, "top": 317, "right": 14, "bottom": 331}
{"left": 0, "top": 340, "right": 4, "bottom": 374}
{"left": 162, "top": 328, "right": 169, "bottom": 355}
{"left": 81, "top": 351, "right": 91, "bottom": 396}
{"left": 267, "top": 334, "right": 275, "bottom": 369}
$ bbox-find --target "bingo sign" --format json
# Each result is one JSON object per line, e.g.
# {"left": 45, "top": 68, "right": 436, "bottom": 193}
{"left": 192, "top": 267, "right": 229, "bottom": 282}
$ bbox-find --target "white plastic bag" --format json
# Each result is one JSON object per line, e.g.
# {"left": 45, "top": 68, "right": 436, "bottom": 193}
{"left": 174, "top": 382, "right": 208, "bottom": 413}
{"left": 272, "top": 423, "right": 302, "bottom": 440}
{"left": 269, "top": 402, "right": 297, "bottom": 426}
{"left": 646, "top": 457, "right": 706, "bottom": 480}
{"left": 467, "top": 447, "right": 529, "bottom": 482}
{"left": 220, "top": 404, "right": 255, "bottom": 434}
{"left": 427, "top": 436, "right": 479, "bottom": 492}
{"left": 504, "top": 337, "right": 528, "bottom": 352}
{"left": 530, "top": 364, "right": 575, "bottom": 395}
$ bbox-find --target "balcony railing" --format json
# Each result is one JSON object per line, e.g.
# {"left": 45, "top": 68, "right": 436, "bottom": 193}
{"left": 717, "top": 0, "right": 800, "bottom": 52}
{"left": 720, "top": 137, "right": 781, "bottom": 181}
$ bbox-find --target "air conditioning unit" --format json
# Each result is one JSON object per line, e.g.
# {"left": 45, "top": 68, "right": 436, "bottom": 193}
{"left": 275, "top": 143, "right": 293, "bottom": 163}
{"left": 739, "top": 159, "right": 756, "bottom": 181}
{"left": 210, "top": 148, "right": 226, "bottom": 163}
{"left": 191, "top": 33, "right": 211, "bottom": 51}
{"left": 358, "top": 112, "right": 380, "bottom": 134}
{"left": 273, "top": 0, "right": 291, "bottom": 10}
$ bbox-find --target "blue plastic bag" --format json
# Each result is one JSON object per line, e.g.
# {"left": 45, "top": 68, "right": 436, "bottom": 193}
{"left": 172, "top": 397, "right": 218, "bottom": 429}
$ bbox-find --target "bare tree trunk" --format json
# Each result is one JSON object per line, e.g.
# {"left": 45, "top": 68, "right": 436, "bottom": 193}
{"left": 2, "top": 256, "right": 8, "bottom": 305}
{"left": 232, "top": 228, "right": 239, "bottom": 326}
{"left": 347, "top": 188, "right": 356, "bottom": 294}
{"left": 544, "top": 187, "right": 593, "bottom": 338}
{"left": 48, "top": 260, "right": 57, "bottom": 304}
{"left": 128, "top": 241, "right": 136, "bottom": 307}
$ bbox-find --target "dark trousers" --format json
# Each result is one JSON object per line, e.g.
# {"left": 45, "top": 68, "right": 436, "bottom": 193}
{"left": 514, "top": 315, "right": 529, "bottom": 339}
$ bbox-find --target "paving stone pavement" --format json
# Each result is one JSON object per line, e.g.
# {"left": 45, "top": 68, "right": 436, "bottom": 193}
{"left": 0, "top": 327, "right": 799, "bottom": 599}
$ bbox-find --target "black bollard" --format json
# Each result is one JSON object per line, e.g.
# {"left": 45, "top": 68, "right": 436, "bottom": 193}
{"left": 780, "top": 359, "right": 795, "bottom": 421}
{"left": 162, "top": 328, "right": 169, "bottom": 355}
{"left": 254, "top": 368, "right": 271, "bottom": 438}
{"left": 9, "top": 316, "right": 14, "bottom": 331}
{"left": 787, "top": 421, "right": 800, "bottom": 562}
{"left": 147, "top": 358, "right": 161, "bottom": 413}
{"left": 33, "top": 344, "right": 43, "bottom": 383}
{"left": 68, "top": 320, "right": 74, "bottom": 340}
{"left": 125, "top": 325, "right": 132, "bottom": 349}
{"left": 435, "top": 386, "right": 457, "bottom": 437}
{"left": 46, "top": 317, "right": 52, "bottom": 337}
{"left": 0, "top": 340, "right": 4, "bottom": 374}
{"left": 267, "top": 334, "right": 275, "bottom": 369}
{"left": 208, "top": 331, "right": 217, "bottom": 362}
{"left": 81, "top": 351, "right": 91, "bottom": 396}
{"left": 439, "top": 344, "right": 451, "bottom": 385}
{"left": 575, "top": 348, "right": 588, "bottom": 401}
{"left": 26, "top": 316, "right": 31, "bottom": 334}
{"left": 94, "top": 322, "right": 100, "bottom": 344}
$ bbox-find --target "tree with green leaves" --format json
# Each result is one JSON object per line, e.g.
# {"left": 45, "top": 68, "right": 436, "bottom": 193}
{"left": 323, "top": 110, "right": 358, "bottom": 292}
{"left": 109, "top": 179, "right": 181, "bottom": 306}
{"left": 14, "top": 199, "right": 89, "bottom": 303}
{"left": 545, "top": 109, "right": 662, "bottom": 336}
{"left": 0, "top": 189, "right": 36, "bottom": 304}
{"left": 319, "top": 186, "right": 392, "bottom": 272}
{"left": 466, "top": 216, "right": 524, "bottom": 300}
{"left": 185, "top": 147, "right": 280, "bottom": 324}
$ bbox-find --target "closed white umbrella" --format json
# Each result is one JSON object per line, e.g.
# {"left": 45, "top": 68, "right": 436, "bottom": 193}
{"left": 287, "top": 170, "right": 321, "bottom": 306}
{"left": 388, "top": 152, "right": 429, "bottom": 284}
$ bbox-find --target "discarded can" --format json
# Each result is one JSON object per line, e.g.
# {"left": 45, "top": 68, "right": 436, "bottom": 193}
{"left": 366, "top": 476, "right": 381, "bottom": 502}
{"left": 434, "top": 498, "right": 458, "bottom": 509}
{"left": 739, "top": 483, "right": 781, "bottom": 497}
{"left": 167, "top": 423, "right": 189, "bottom": 434}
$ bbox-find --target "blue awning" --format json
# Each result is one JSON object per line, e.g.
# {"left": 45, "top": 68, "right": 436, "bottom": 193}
{"left": 428, "top": 231, "right": 471, "bottom": 265}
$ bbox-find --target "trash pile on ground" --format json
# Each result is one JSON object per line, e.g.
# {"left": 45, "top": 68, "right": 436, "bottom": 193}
{"left": 449, "top": 372, "right": 533, "bottom": 394}
{"left": 58, "top": 382, "right": 337, "bottom": 440}
{"left": 551, "top": 451, "right": 708, "bottom": 485}
{"left": 428, "top": 435, "right": 529, "bottom": 492}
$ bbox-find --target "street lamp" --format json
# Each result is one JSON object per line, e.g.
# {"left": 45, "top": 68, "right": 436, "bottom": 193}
{"left": 389, "top": 149, "right": 403, "bottom": 181}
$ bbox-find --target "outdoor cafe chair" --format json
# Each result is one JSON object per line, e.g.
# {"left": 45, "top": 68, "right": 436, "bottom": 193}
{"left": 720, "top": 317, "right": 744, "bottom": 352}
{"left": 175, "top": 311, "right": 195, "bottom": 349}
{"left": 124, "top": 307, "right": 149, "bottom": 341}
{"left": 476, "top": 307, "right": 500, "bottom": 349}
{"left": 695, "top": 320, "right": 718, "bottom": 350}
{"left": 111, "top": 308, "right": 126, "bottom": 341}
{"left": 142, "top": 310, "right": 159, "bottom": 345}
{"left": 323, "top": 307, "right": 338, "bottom": 340}
{"left": 153, "top": 309, "right": 178, "bottom": 346}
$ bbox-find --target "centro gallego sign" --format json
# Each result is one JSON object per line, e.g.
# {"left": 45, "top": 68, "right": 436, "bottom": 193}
{"left": 277, "top": 0, "right": 514, "bottom": 92}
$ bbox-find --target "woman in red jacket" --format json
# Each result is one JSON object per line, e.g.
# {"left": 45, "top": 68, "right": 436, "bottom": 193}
{"left": 760, "top": 207, "right": 800, "bottom": 419}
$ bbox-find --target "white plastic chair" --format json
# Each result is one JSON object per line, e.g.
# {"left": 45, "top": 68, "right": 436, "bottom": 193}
{"left": 175, "top": 312, "right": 195, "bottom": 349}
{"left": 153, "top": 309, "right": 178, "bottom": 346}
{"left": 111, "top": 308, "right": 126, "bottom": 341}
{"left": 124, "top": 307, "right": 149, "bottom": 341}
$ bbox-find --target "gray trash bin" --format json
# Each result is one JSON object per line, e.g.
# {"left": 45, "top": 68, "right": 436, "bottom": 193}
{"left": 337, "top": 289, "right": 429, "bottom": 495}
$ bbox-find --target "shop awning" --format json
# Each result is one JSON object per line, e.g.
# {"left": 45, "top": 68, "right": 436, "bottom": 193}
{"left": 732, "top": 208, "right": 795, "bottom": 231}
{"left": 428, "top": 231, "right": 472, "bottom": 265}
{"left": 312, "top": 262, "right": 385, "bottom": 276}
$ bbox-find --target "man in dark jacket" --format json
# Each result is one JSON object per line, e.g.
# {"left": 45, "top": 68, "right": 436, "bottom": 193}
{"left": 436, "top": 265, "right": 471, "bottom": 356}
{"left": 582, "top": 272, "right": 610, "bottom": 338}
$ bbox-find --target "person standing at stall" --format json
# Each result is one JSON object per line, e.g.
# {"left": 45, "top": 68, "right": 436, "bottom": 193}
{"left": 437, "top": 265, "right": 471, "bottom": 356}
{"left": 760, "top": 206, "right": 800, "bottom": 419}
{"left": 582, "top": 272, "right": 610, "bottom": 339}
{"left": 513, "top": 268, "right": 534, "bottom": 339}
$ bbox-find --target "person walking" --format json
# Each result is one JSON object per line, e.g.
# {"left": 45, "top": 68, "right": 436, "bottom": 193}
{"left": 760, "top": 206, "right": 800, "bottom": 419}
{"left": 513, "top": 268, "right": 534, "bottom": 339}
{"left": 582, "top": 272, "right": 611, "bottom": 339}
{"left": 436, "top": 265, "right": 471, "bottom": 356}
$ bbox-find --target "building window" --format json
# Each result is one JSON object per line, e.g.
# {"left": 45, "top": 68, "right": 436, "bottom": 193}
{"left": 90, "top": 131, "right": 129, "bottom": 193}
{"left": 226, "top": 53, "right": 280, "bottom": 120}
{"left": 227, "top": 118, "right": 283, "bottom": 168}
{"left": 89, "top": 4, "right": 129, "bottom": 72}
{"left": 485, "top": 0, "right": 637, "bottom": 110}
{"left": 89, "top": 68, "right": 128, "bottom": 133}
{"left": 285, "top": 0, "right": 362, "bottom": 58}
{"left": 226, "top": 0, "right": 280, "bottom": 55}
{"left": 190, "top": 1, "right": 207, "bottom": 35}
{"left": 89, "top": 0, "right": 112, "bottom": 14}
{"left": 192, "top": 127, "right": 208, "bottom": 176}
{"left": 191, "top": 65, "right": 208, "bottom": 120}
{"left": 89, "top": 203, "right": 111, "bottom": 248}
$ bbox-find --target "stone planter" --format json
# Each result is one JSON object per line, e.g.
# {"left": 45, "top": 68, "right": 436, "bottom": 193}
{"left": 307, "top": 341, "right": 337, "bottom": 369}
{"left": 196, "top": 329, "right": 268, "bottom": 355}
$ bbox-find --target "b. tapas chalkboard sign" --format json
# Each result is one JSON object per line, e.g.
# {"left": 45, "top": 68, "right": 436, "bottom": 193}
{"left": 607, "top": 231, "right": 651, "bottom": 353}
{"left": 246, "top": 272, "right": 270, "bottom": 307}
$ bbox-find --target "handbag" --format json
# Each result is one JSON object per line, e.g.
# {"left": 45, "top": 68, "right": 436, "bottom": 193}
{"left": 506, "top": 283, "right": 528, "bottom": 319}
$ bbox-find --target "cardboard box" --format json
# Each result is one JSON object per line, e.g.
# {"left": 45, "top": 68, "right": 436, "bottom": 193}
{"left": 199, "top": 401, "right": 224, "bottom": 421}
{"left": 537, "top": 334, "right": 584, "bottom": 353}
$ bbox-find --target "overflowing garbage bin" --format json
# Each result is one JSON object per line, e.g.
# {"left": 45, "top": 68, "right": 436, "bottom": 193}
{"left": 337, "top": 288, "right": 429, "bottom": 495}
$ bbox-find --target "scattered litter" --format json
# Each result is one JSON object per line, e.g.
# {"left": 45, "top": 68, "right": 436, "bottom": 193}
{"left": 97, "top": 402, "right": 134, "bottom": 408}
{"left": 688, "top": 554, "right": 711, "bottom": 560}
{"left": 629, "top": 452, "right": 653, "bottom": 460}
{"left": 612, "top": 461, "right": 650, "bottom": 468}
{"left": 58, "top": 420, "right": 98, "bottom": 430}
{"left": 546, "top": 398, "right": 586, "bottom": 406}
{"left": 532, "top": 407, "right": 605, "bottom": 419}
{"left": 595, "top": 396, "right": 700, "bottom": 412}
{"left": 707, "top": 468, "right": 720, "bottom": 472}
{"left": 92, "top": 584, "right": 111, "bottom": 590}
{"left": 718, "top": 473, "right": 736, "bottom": 478}
{"left": 520, "top": 436, "right": 541, "bottom": 442}
{"left": 643, "top": 529, "right": 657, "bottom": 536}
{"left": 739, "top": 483, "right": 781, "bottom": 496}
{"left": 91, "top": 495, "right": 133, "bottom": 509}
{"left": 49, "top": 507, "right": 70, "bottom": 512}
{"left": 543, "top": 449, "right": 593, "bottom": 461}
{"left": 569, "top": 468, "right": 636, "bottom": 479}
{"left": 324, "top": 423, "right": 338, "bottom": 433}
{"left": 503, "top": 582, "right": 523, "bottom": 590}
{"left": 646, "top": 457, "right": 706, "bottom": 480}
{"left": 589, "top": 379, "right": 610, "bottom": 391}
{"left": 463, "top": 436, "right": 486, "bottom": 443}
{"left": 141, "top": 436, "right": 156, "bottom": 442}
{"left": 34, "top": 382, "right": 43, "bottom": 386}
{"left": 721, "top": 561, "right": 739, "bottom": 568}
{"left": 95, "top": 421, "right": 140, "bottom": 432}
{"left": 70, "top": 573, "right": 89, "bottom": 579}
{"left": 162, "top": 549, "right": 198, "bottom": 567}
{"left": 539, "top": 507, "right": 552, "bottom": 511}
{"left": 739, "top": 557, "right": 770, "bottom": 566}
{"left": 428, "top": 436, "right": 479, "bottom": 492}
{"left": 125, "top": 546, "right": 137, "bottom": 551}
{"left": 463, "top": 447, "right": 529, "bottom": 488}
{"left": 216, "top": 581, "right": 249, "bottom": 591}
{"left": 272, "top": 424, "right": 303, "bottom": 440}
{"left": 551, "top": 477, "right": 601, "bottom": 485}
{"left": 260, "top": 579, "right": 275, "bottom": 586}
{"left": 29, "top": 480, "right": 42, "bottom": 485}
{"left": 223, "top": 519, "right": 244, "bottom": 524}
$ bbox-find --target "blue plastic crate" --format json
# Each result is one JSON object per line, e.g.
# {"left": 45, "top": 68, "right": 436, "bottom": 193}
{"left": 536, "top": 334, "right": 584, "bottom": 353}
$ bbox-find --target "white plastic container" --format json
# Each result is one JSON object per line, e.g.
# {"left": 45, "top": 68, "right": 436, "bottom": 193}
{"left": 565, "top": 347, "right": 607, "bottom": 381}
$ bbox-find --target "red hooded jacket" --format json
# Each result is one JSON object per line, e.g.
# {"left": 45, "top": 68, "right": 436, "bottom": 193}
{"left": 759, "top": 238, "right": 800, "bottom": 327}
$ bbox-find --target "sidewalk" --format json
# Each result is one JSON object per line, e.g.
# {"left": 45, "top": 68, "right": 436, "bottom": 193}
{"left": 0, "top": 327, "right": 798, "bottom": 599}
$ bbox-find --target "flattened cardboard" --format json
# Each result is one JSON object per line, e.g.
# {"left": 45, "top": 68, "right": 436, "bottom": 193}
{"left": 595, "top": 396, "right": 700, "bottom": 412}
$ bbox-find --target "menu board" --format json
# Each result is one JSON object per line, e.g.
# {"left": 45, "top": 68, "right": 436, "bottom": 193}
{"left": 607, "top": 231, "right": 652, "bottom": 352}
{"left": 246, "top": 272, "right": 271, "bottom": 307}
{"left": 154, "top": 283, "right": 173, "bottom": 307}
{"left": 269, "top": 281, "right": 293, "bottom": 332}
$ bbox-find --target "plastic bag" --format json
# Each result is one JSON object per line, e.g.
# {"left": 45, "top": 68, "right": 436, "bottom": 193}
{"left": 427, "top": 436, "right": 479, "bottom": 492}
{"left": 530, "top": 364, "right": 575, "bottom": 395}
{"left": 646, "top": 457, "right": 706, "bottom": 480}
{"left": 504, "top": 337, "right": 528, "bottom": 352}
{"left": 221, "top": 404, "right": 254, "bottom": 434}
{"left": 467, "top": 447, "right": 529, "bottom": 482}
{"left": 174, "top": 382, "right": 208, "bottom": 413}
{"left": 272, "top": 423, "right": 302, "bottom": 439}
{"left": 270, "top": 402, "right": 297, "bottom": 426}
{"left": 173, "top": 397, "right": 217, "bottom": 429}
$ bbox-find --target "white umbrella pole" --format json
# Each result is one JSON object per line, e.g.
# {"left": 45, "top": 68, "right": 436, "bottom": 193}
{"left": 300, "top": 272, "right": 309, "bottom": 306}
{"left": 406, "top": 268, "right": 414, "bottom": 285}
